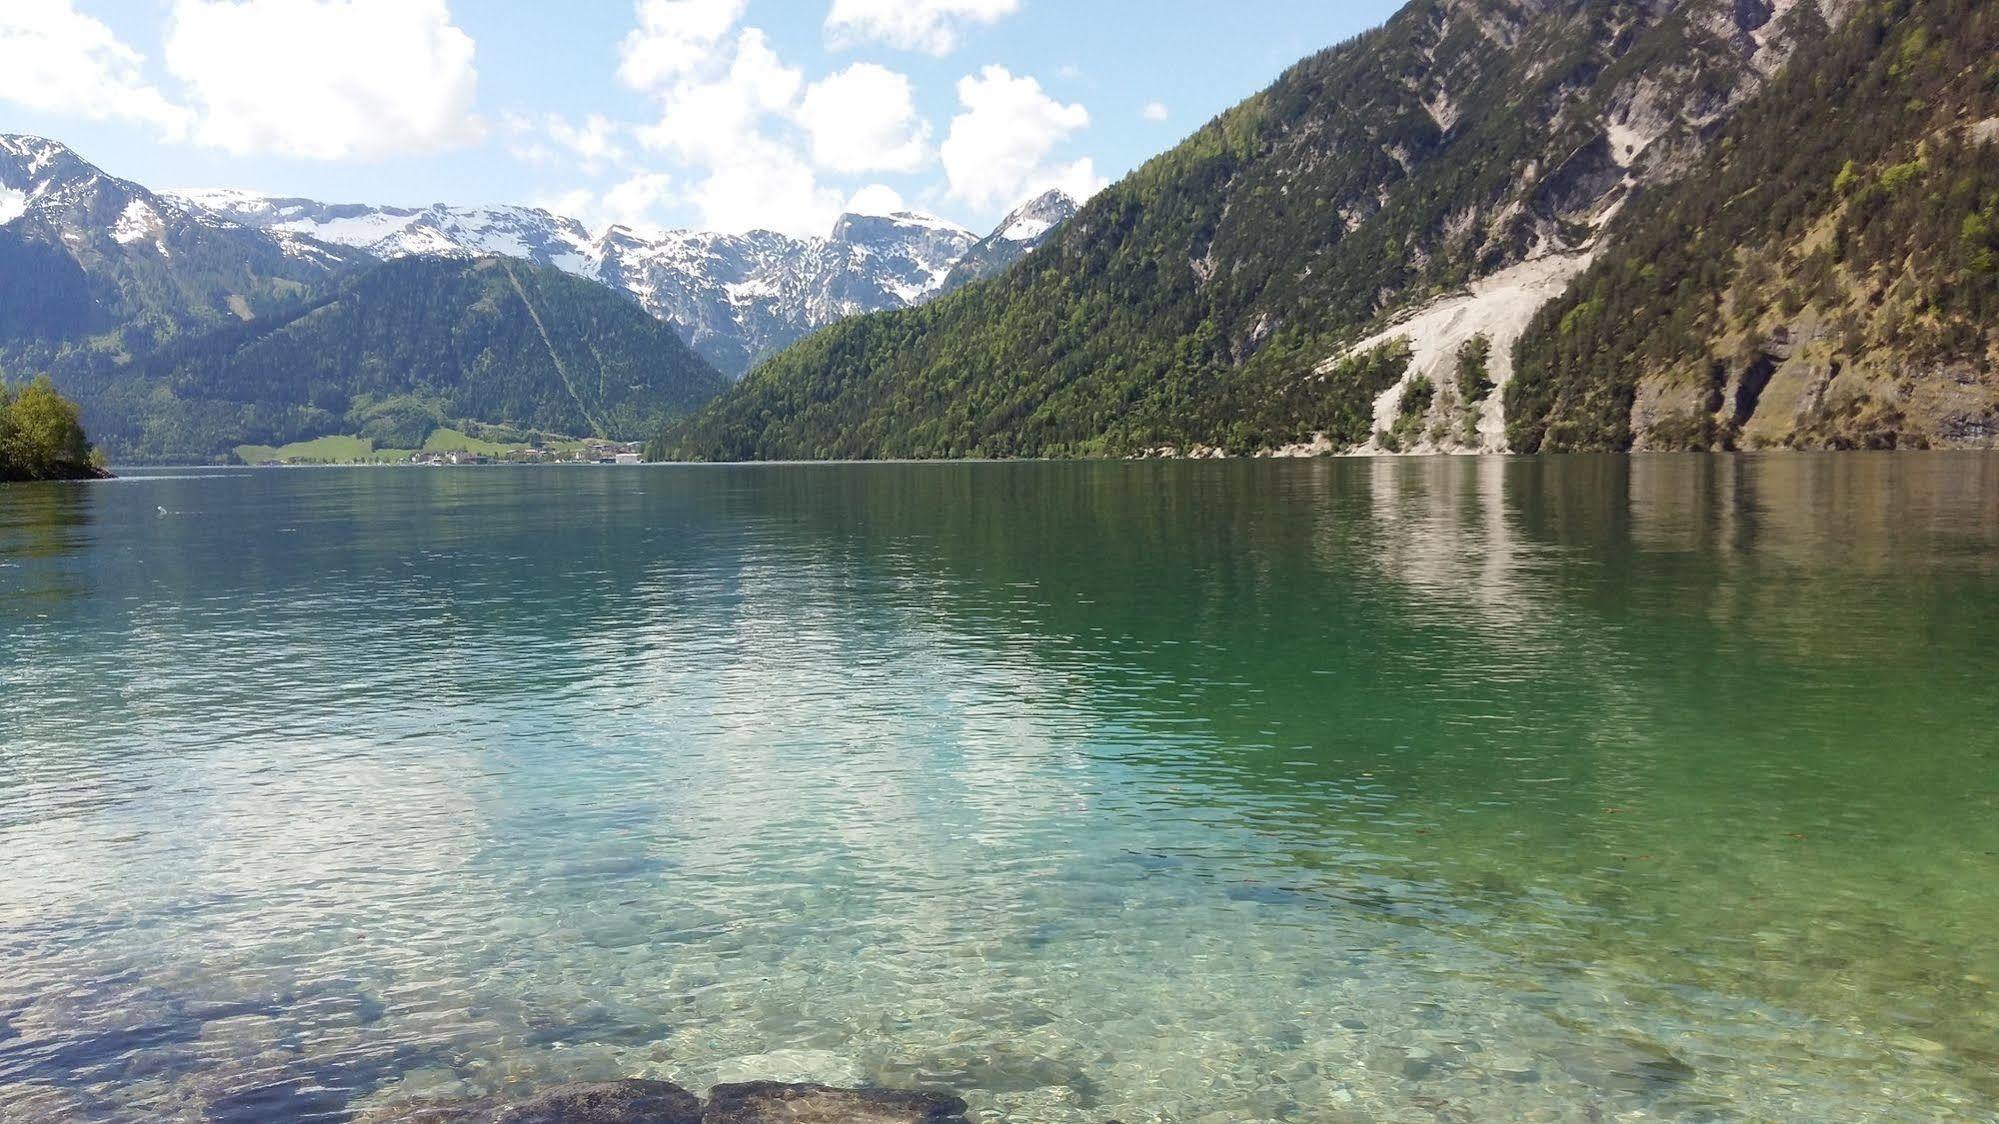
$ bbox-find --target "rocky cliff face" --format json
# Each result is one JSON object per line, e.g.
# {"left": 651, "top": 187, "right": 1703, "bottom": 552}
{"left": 1508, "top": 0, "right": 1998, "bottom": 452}
{"left": 595, "top": 212, "right": 976, "bottom": 376}
{"left": 1306, "top": 0, "right": 1862, "bottom": 455}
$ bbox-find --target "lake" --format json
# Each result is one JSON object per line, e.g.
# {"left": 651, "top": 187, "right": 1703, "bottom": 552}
{"left": 2, "top": 456, "right": 1996, "bottom": 1122}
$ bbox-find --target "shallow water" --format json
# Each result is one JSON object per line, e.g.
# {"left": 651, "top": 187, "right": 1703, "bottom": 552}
{"left": 2, "top": 456, "right": 1997, "bottom": 1122}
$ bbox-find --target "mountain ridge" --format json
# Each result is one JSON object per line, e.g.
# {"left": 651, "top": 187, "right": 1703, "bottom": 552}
{"left": 2, "top": 136, "right": 729, "bottom": 460}
{"left": 1, "top": 134, "right": 1076, "bottom": 460}
{"left": 0, "top": 133, "right": 363, "bottom": 363}
{"left": 174, "top": 184, "right": 1075, "bottom": 378}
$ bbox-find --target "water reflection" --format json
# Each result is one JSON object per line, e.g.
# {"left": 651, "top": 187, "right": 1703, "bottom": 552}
{"left": 0, "top": 482, "right": 98, "bottom": 612}
{"left": 1, "top": 458, "right": 1996, "bottom": 1121}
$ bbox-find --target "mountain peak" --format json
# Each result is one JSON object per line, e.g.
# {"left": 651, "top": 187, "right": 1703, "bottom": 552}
{"left": 0, "top": 134, "right": 97, "bottom": 189}
{"left": 0, "top": 133, "right": 67, "bottom": 158}
{"left": 17, "top": 142, "right": 1050, "bottom": 384}
{"left": 831, "top": 209, "right": 975, "bottom": 243}
{"left": 994, "top": 189, "right": 1080, "bottom": 244}
{"left": 929, "top": 188, "right": 1081, "bottom": 295}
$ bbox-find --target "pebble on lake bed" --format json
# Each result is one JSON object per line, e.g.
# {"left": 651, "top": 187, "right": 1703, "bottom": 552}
{"left": 360, "top": 1077, "right": 971, "bottom": 1124}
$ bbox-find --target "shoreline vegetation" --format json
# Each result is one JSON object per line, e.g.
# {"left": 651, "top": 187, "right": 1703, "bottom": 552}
{"left": 0, "top": 376, "right": 110, "bottom": 483}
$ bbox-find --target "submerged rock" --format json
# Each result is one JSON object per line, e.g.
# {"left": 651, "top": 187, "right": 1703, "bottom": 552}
{"left": 701, "top": 1082, "right": 968, "bottom": 1123}
{"left": 500, "top": 1081, "right": 704, "bottom": 1124}
{"left": 363, "top": 1079, "right": 703, "bottom": 1124}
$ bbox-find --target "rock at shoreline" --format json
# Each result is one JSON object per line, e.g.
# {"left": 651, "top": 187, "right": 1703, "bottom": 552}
{"left": 702, "top": 1082, "right": 968, "bottom": 1123}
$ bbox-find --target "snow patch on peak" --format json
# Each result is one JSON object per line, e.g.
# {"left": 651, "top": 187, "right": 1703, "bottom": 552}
{"left": 169, "top": 187, "right": 276, "bottom": 213}
{"left": 995, "top": 189, "right": 1078, "bottom": 242}
{"left": 931, "top": 188, "right": 1081, "bottom": 294}
{"left": 0, "top": 134, "right": 67, "bottom": 176}
{"left": 112, "top": 199, "right": 163, "bottom": 246}
{"left": 0, "top": 186, "right": 25, "bottom": 226}
{"left": 832, "top": 210, "right": 975, "bottom": 243}
{"left": 178, "top": 191, "right": 596, "bottom": 267}
{"left": 888, "top": 210, "right": 974, "bottom": 237}
{"left": 1001, "top": 216, "right": 1054, "bottom": 243}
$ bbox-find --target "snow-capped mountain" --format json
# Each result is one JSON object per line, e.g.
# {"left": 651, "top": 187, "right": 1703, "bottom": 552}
{"left": 168, "top": 190, "right": 598, "bottom": 273}
{"left": 1, "top": 137, "right": 352, "bottom": 271}
{"left": 176, "top": 187, "right": 980, "bottom": 377}
{"left": 0, "top": 135, "right": 360, "bottom": 350}
{"left": 594, "top": 210, "right": 975, "bottom": 375}
{"left": 938, "top": 190, "right": 1080, "bottom": 294}
{"left": 12, "top": 134, "right": 1070, "bottom": 380}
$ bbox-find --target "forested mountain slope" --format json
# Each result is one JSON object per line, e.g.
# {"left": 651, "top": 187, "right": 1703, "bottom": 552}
{"left": 71, "top": 257, "right": 727, "bottom": 461}
{"left": 659, "top": 0, "right": 1847, "bottom": 461}
{"left": 1508, "top": 0, "right": 1999, "bottom": 451}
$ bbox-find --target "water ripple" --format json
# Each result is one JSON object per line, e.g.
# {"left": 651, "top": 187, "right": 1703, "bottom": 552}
{"left": 2, "top": 457, "right": 1997, "bottom": 1121}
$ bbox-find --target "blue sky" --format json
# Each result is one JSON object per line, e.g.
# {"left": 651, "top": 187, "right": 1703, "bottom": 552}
{"left": 0, "top": 1, "right": 1400, "bottom": 236}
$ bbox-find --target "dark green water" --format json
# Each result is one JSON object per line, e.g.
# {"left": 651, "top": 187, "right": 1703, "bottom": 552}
{"left": 2, "top": 455, "right": 1996, "bottom": 1121}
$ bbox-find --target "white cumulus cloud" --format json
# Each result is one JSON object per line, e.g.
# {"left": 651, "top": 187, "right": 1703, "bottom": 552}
{"left": 547, "top": 114, "right": 627, "bottom": 171}
{"left": 532, "top": 171, "right": 677, "bottom": 233}
{"left": 624, "top": 6, "right": 843, "bottom": 236}
{"left": 509, "top": 112, "right": 628, "bottom": 175}
{"left": 532, "top": 188, "right": 600, "bottom": 225}
{"left": 844, "top": 183, "right": 906, "bottom": 216}
{"left": 619, "top": 0, "right": 745, "bottom": 90}
{"left": 635, "top": 27, "right": 800, "bottom": 162}
{"left": 600, "top": 171, "right": 677, "bottom": 227}
{"left": 825, "top": 0, "right": 1018, "bottom": 56}
{"left": 942, "top": 65, "right": 1103, "bottom": 212}
{"left": 1143, "top": 102, "right": 1169, "bottom": 122}
{"left": 165, "top": 0, "right": 481, "bottom": 161}
{"left": 689, "top": 137, "right": 843, "bottom": 236}
{"left": 0, "top": 0, "right": 192, "bottom": 139}
{"left": 797, "top": 64, "right": 932, "bottom": 175}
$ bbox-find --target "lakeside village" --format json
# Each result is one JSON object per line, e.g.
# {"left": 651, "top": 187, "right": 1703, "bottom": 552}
{"left": 408, "top": 440, "right": 647, "bottom": 467}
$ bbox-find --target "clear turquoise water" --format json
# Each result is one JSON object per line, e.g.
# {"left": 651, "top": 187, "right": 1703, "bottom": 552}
{"left": 2, "top": 456, "right": 1996, "bottom": 1122}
